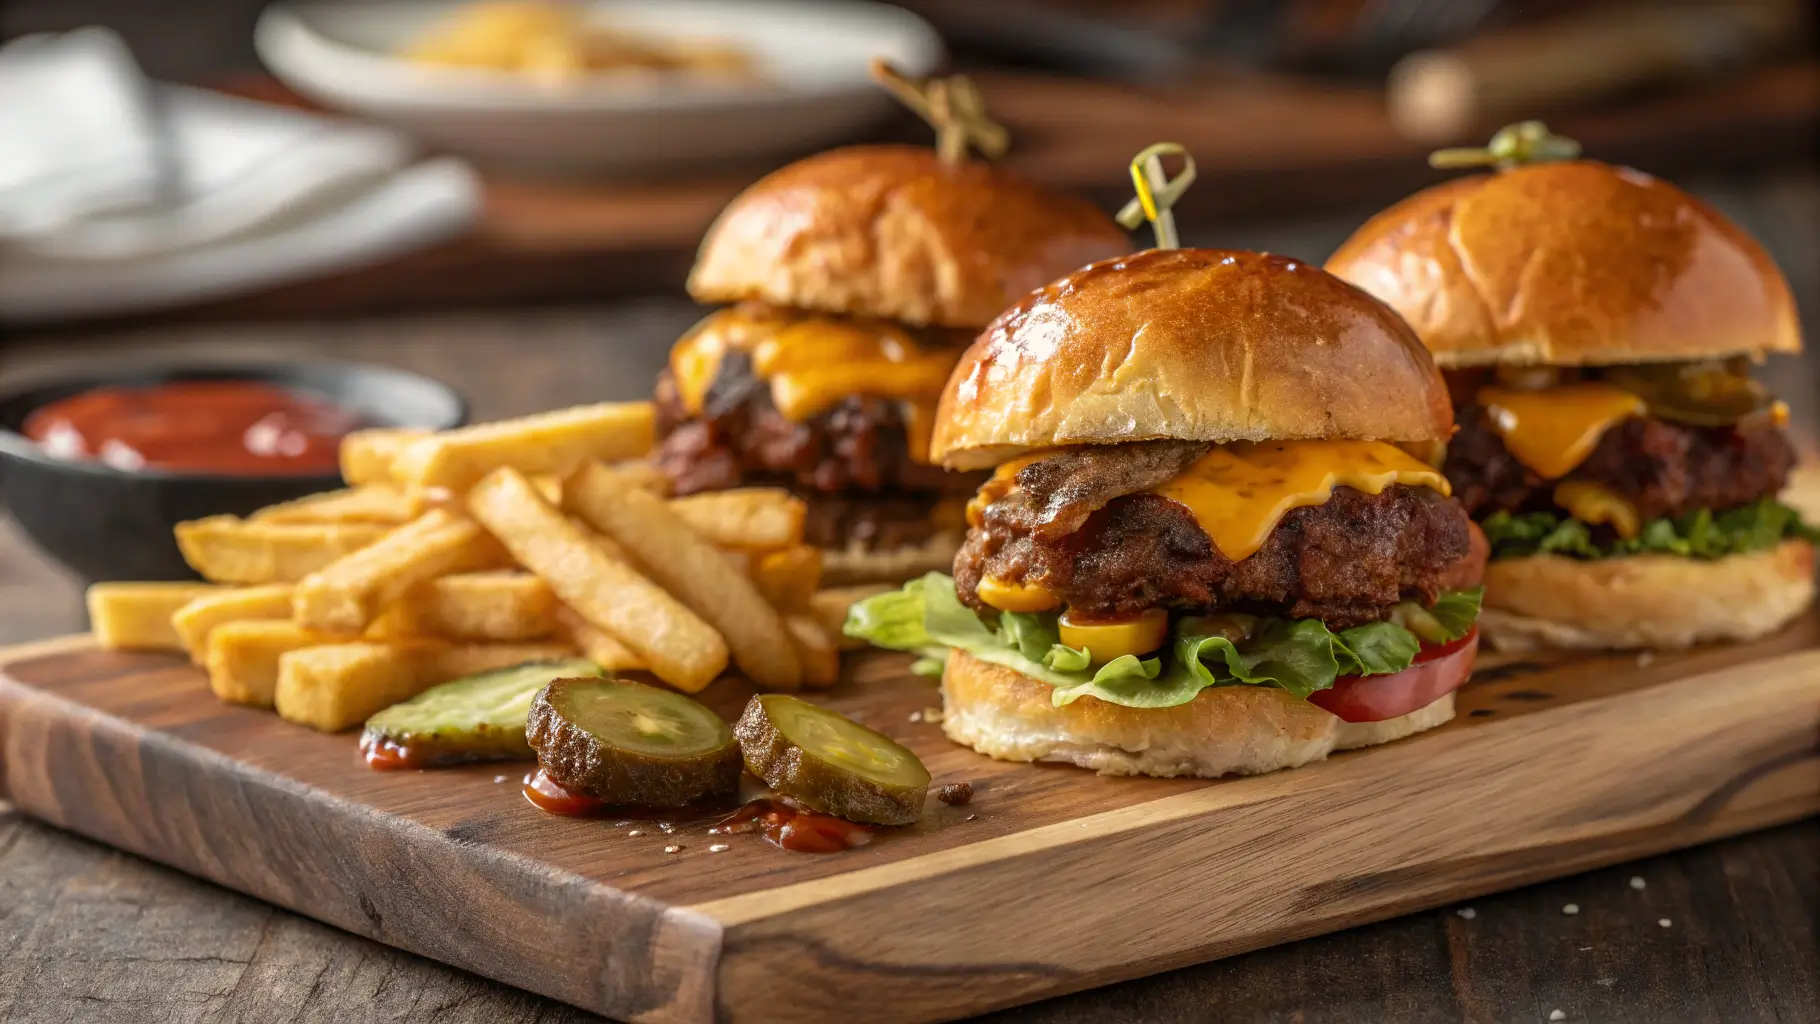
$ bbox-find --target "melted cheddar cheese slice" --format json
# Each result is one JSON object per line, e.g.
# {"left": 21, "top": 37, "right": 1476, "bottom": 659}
{"left": 1148, "top": 440, "right": 1450, "bottom": 562}
{"left": 1479, "top": 383, "right": 1646, "bottom": 480}
{"left": 669, "top": 307, "right": 960, "bottom": 460}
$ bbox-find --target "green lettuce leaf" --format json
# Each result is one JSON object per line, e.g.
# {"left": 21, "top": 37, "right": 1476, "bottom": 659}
{"left": 846, "top": 574, "right": 1485, "bottom": 710}
{"left": 1483, "top": 499, "right": 1818, "bottom": 562}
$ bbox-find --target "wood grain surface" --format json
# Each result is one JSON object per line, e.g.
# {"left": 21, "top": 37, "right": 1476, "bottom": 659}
{"left": 2, "top": 613, "right": 1815, "bottom": 1022}
{"left": 2, "top": 175, "right": 1818, "bottom": 1019}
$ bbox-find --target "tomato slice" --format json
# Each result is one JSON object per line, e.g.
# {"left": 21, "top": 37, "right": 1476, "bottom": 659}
{"left": 1306, "top": 628, "right": 1480, "bottom": 724}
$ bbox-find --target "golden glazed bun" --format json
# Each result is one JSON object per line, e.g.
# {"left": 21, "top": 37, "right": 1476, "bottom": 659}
{"left": 941, "top": 651, "right": 1454, "bottom": 778}
{"left": 1325, "top": 161, "right": 1801, "bottom": 367}
{"left": 931, "top": 248, "right": 1454, "bottom": 470}
{"left": 1477, "top": 539, "right": 1814, "bottom": 651}
{"left": 687, "top": 145, "right": 1130, "bottom": 330}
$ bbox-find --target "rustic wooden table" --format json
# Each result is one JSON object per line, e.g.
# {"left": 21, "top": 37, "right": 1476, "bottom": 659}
{"left": 2, "top": 183, "right": 1818, "bottom": 1022}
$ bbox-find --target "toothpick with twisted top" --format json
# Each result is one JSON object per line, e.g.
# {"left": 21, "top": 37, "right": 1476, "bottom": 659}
{"left": 1116, "top": 143, "right": 1197, "bottom": 251}
{"left": 1429, "top": 120, "right": 1582, "bottom": 171}
{"left": 870, "top": 59, "right": 1010, "bottom": 165}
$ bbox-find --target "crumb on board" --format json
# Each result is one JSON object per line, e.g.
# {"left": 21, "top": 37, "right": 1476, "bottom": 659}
{"left": 1563, "top": 903, "right": 1579, "bottom": 915}
{"left": 1630, "top": 876, "right": 1647, "bottom": 890}
{"left": 936, "top": 781, "right": 974, "bottom": 806}
{"left": 1659, "top": 918, "right": 1673, "bottom": 928}
{"left": 1550, "top": 1011, "right": 1566, "bottom": 1021}
{"left": 708, "top": 843, "right": 730, "bottom": 853}
{"left": 664, "top": 844, "right": 683, "bottom": 854}
{"left": 1456, "top": 907, "right": 1477, "bottom": 920}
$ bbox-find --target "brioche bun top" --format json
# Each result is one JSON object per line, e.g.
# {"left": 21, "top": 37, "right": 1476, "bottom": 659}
{"left": 1324, "top": 161, "right": 1801, "bottom": 367}
{"left": 930, "top": 248, "right": 1454, "bottom": 470}
{"left": 686, "top": 145, "right": 1130, "bottom": 329}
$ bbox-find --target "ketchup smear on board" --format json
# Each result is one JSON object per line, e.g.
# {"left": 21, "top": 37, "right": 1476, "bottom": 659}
{"left": 520, "top": 770, "right": 876, "bottom": 853}
{"left": 23, "top": 381, "right": 364, "bottom": 475}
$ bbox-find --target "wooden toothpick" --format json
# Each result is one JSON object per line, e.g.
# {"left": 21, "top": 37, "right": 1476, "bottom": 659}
{"left": 1116, "top": 142, "right": 1196, "bottom": 250}
{"left": 1429, "top": 120, "right": 1581, "bottom": 171}
{"left": 870, "top": 59, "right": 1010, "bottom": 165}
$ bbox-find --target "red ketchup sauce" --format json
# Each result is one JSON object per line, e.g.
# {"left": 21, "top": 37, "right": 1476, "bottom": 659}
{"left": 519, "top": 771, "right": 877, "bottom": 853}
{"left": 360, "top": 736, "right": 429, "bottom": 771}
{"left": 23, "top": 381, "right": 364, "bottom": 474}
{"left": 711, "top": 797, "right": 876, "bottom": 853}
{"left": 521, "top": 769, "right": 611, "bottom": 817}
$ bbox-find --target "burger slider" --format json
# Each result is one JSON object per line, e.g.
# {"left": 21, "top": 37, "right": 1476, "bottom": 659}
{"left": 849, "top": 149, "right": 1488, "bottom": 778}
{"left": 1326, "top": 123, "right": 1813, "bottom": 651}
{"left": 651, "top": 63, "right": 1129, "bottom": 585}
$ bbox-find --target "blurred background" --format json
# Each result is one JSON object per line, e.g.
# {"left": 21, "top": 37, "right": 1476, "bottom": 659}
{"left": 2, "top": 0, "right": 1817, "bottom": 630}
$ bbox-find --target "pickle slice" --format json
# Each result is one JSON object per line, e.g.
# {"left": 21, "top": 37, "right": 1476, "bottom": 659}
{"left": 526, "top": 677, "right": 740, "bottom": 807}
{"left": 362, "top": 658, "right": 602, "bottom": 767}
{"left": 734, "top": 694, "right": 930, "bottom": 826}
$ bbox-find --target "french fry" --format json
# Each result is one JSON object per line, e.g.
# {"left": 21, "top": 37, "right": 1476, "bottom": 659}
{"left": 750, "top": 546, "right": 823, "bottom": 611}
{"left": 175, "top": 517, "right": 389, "bottom": 584}
{"left": 395, "top": 571, "right": 560, "bottom": 641}
{"left": 529, "top": 473, "right": 563, "bottom": 505}
{"left": 172, "top": 584, "right": 295, "bottom": 663}
{"left": 87, "top": 582, "right": 222, "bottom": 651}
{"left": 555, "top": 605, "right": 644, "bottom": 671}
{"left": 389, "top": 402, "right": 655, "bottom": 492}
{"left": 293, "top": 509, "right": 495, "bottom": 634}
{"left": 667, "top": 489, "right": 805, "bottom": 550}
{"left": 467, "top": 467, "right": 727, "bottom": 691}
{"left": 205, "top": 620, "right": 343, "bottom": 707}
{"left": 566, "top": 461, "right": 800, "bottom": 690}
{"left": 251, "top": 485, "right": 425, "bottom": 525}
{"left": 784, "top": 615, "right": 840, "bottom": 689}
{"left": 274, "top": 639, "right": 576, "bottom": 732}
{"left": 341, "top": 428, "right": 430, "bottom": 485}
{"left": 437, "top": 641, "right": 579, "bottom": 679}
{"left": 274, "top": 641, "right": 444, "bottom": 730}
{"left": 809, "top": 584, "right": 893, "bottom": 650}
{"left": 610, "top": 459, "right": 673, "bottom": 496}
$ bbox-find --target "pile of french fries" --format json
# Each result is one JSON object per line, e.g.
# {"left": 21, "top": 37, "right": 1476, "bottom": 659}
{"left": 86, "top": 401, "right": 887, "bottom": 733}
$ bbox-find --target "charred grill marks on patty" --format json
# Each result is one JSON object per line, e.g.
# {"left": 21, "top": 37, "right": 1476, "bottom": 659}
{"left": 1446, "top": 404, "right": 1794, "bottom": 522}
{"left": 653, "top": 352, "right": 980, "bottom": 549}
{"left": 955, "top": 444, "right": 1477, "bottom": 629}
{"left": 994, "top": 438, "right": 1214, "bottom": 540}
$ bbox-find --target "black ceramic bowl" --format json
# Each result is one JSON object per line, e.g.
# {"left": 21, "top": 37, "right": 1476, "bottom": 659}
{"left": 0, "top": 361, "right": 466, "bottom": 582}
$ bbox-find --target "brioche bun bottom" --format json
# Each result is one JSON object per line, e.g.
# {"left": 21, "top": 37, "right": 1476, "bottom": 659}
{"left": 1478, "top": 539, "right": 1815, "bottom": 652}
{"left": 820, "top": 531, "right": 962, "bottom": 586}
{"left": 939, "top": 651, "right": 1454, "bottom": 779}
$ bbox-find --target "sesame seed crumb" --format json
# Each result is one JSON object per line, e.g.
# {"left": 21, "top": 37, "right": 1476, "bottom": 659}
{"left": 492, "top": 775, "right": 507, "bottom": 784}
{"left": 1563, "top": 903, "right": 1580, "bottom": 915}
{"left": 1630, "top": 876, "right": 1647, "bottom": 890}
{"left": 922, "top": 706, "right": 944, "bottom": 723}
{"left": 908, "top": 711, "right": 923, "bottom": 723}
{"left": 1659, "top": 918, "right": 1673, "bottom": 928}
{"left": 627, "top": 830, "right": 644, "bottom": 837}
{"left": 1457, "top": 907, "right": 1477, "bottom": 920}
{"left": 1596, "top": 977, "right": 1616, "bottom": 988}
{"left": 1550, "top": 1010, "right": 1566, "bottom": 1021}
{"left": 708, "top": 844, "right": 730, "bottom": 853}
{"left": 664, "top": 845, "right": 683, "bottom": 854}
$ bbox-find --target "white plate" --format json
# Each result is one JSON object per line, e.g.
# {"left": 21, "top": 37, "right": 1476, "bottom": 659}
{"left": 255, "top": 0, "right": 945, "bottom": 178}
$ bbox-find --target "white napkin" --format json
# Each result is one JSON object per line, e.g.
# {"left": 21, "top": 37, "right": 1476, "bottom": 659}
{"left": 0, "top": 27, "right": 482, "bottom": 323}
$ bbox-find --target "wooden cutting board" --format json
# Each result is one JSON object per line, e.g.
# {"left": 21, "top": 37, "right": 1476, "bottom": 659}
{"left": 1, "top": 623, "right": 1817, "bottom": 1023}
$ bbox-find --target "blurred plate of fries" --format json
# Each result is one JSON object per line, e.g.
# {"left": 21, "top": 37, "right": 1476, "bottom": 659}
{"left": 88, "top": 400, "right": 897, "bottom": 736}
{"left": 256, "top": 0, "right": 943, "bottom": 177}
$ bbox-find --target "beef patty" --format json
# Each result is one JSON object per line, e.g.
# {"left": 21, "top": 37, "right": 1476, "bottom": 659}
{"left": 1446, "top": 405, "right": 1794, "bottom": 522}
{"left": 956, "top": 463, "right": 1478, "bottom": 629}
{"left": 653, "top": 352, "right": 980, "bottom": 549}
